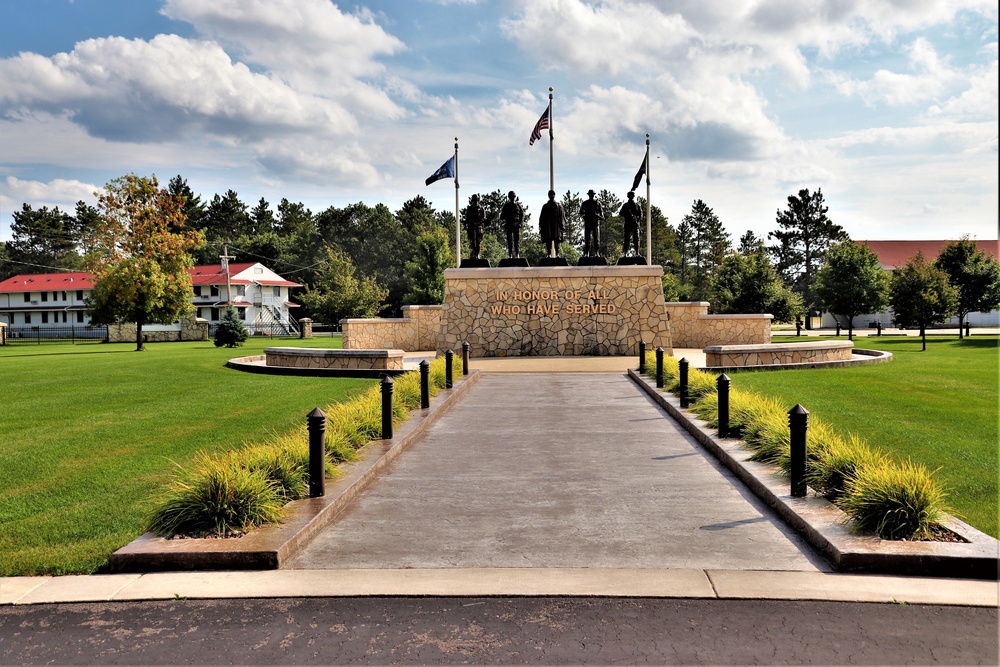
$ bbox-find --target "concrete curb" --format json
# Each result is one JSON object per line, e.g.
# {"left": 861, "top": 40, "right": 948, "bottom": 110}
{"left": 108, "top": 370, "right": 484, "bottom": 573}
{"left": 627, "top": 369, "right": 1000, "bottom": 580}
{"left": 702, "top": 348, "right": 893, "bottom": 374}
{"left": 4, "top": 568, "right": 996, "bottom": 607}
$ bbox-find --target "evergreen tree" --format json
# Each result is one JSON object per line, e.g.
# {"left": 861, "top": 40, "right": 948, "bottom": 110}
{"left": 738, "top": 230, "right": 766, "bottom": 256}
{"left": 214, "top": 307, "right": 249, "bottom": 348}
{"left": 404, "top": 227, "right": 452, "bottom": 304}
{"left": 679, "top": 199, "right": 731, "bottom": 298}
{"left": 71, "top": 201, "right": 102, "bottom": 256}
{"left": 7, "top": 204, "right": 80, "bottom": 276}
{"left": 167, "top": 175, "right": 205, "bottom": 231}
{"left": 934, "top": 237, "right": 1000, "bottom": 338}
{"left": 814, "top": 241, "right": 890, "bottom": 339}
{"left": 249, "top": 198, "right": 276, "bottom": 236}
{"left": 889, "top": 251, "right": 958, "bottom": 351}
{"left": 768, "top": 188, "right": 847, "bottom": 312}
{"left": 597, "top": 189, "right": 623, "bottom": 262}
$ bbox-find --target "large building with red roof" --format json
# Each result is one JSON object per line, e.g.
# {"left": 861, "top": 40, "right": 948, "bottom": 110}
{"left": 819, "top": 240, "right": 1000, "bottom": 328}
{"left": 0, "top": 262, "right": 301, "bottom": 336}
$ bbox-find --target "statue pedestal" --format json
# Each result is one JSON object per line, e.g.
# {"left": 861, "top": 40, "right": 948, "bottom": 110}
{"left": 437, "top": 265, "right": 672, "bottom": 356}
{"left": 460, "top": 258, "right": 491, "bottom": 268}
{"left": 497, "top": 257, "right": 530, "bottom": 268}
{"left": 578, "top": 255, "right": 608, "bottom": 266}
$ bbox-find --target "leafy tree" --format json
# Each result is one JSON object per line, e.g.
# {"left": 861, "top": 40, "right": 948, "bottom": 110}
{"left": 214, "top": 307, "right": 249, "bottom": 348}
{"left": 710, "top": 252, "right": 803, "bottom": 323}
{"left": 404, "top": 227, "right": 452, "bottom": 304}
{"left": 768, "top": 188, "right": 848, "bottom": 313}
{"left": 6, "top": 204, "right": 81, "bottom": 277}
{"left": 889, "top": 252, "right": 958, "bottom": 351}
{"left": 814, "top": 241, "right": 890, "bottom": 340}
{"left": 934, "top": 237, "right": 1000, "bottom": 338}
{"left": 298, "top": 245, "right": 387, "bottom": 325}
{"left": 85, "top": 174, "right": 204, "bottom": 351}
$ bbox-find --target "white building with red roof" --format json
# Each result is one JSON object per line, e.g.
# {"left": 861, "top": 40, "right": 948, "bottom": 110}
{"left": 0, "top": 262, "right": 301, "bottom": 337}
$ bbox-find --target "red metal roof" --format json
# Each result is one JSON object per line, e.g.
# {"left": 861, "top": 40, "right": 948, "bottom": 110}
{"left": 857, "top": 240, "right": 999, "bottom": 268}
{"left": 0, "top": 272, "right": 94, "bottom": 293}
{"left": 0, "top": 263, "right": 301, "bottom": 292}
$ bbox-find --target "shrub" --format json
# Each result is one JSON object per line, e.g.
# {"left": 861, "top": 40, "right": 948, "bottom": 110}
{"left": 240, "top": 443, "right": 309, "bottom": 501}
{"left": 213, "top": 307, "right": 250, "bottom": 348}
{"left": 806, "top": 433, "right": 888, "bottom": 502}
{"left": 839, "top": 459, "right": 948, "bottom": 540}
{"left": 148, "top": 453, "right": 284, "bottom": 537}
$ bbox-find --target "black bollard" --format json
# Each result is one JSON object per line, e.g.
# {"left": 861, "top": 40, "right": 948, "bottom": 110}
{"left": 679, "top": 357, "right": 690, "bottom": 408}
{"left": 965, "top": 322, "right": 971, "bottom": 337}
{"left": 307, "top": 407, "right": 326, "bottom": 498}
{"left": 796, "top": 319, "right": 802, "bottom": 336}
{"left": 789, "top": 404, "right": 809, "bottom": 497}
{"left": 877, "top": 321, "right": 882, "bottom": 336}
{"left": 462, "top": 341, "right": 470, "bottom": 376}
{"left": 835, "top": 323, "right": 841, "bottom": 337}
{"left": 638, "top": 340, "right": 647, "bottom": 373}
{"left": 445, "top": 349, "right": 454, "bottom": 388}
{"left": 419, "top": 360, "right": 430, "bottom": 409}
{"left": 655, "top": 347, "right": 664, "bottom": 388}
{"left": 717, "top": 374, "right": 731, "bottom": 438}
{"left": 381, "top": 375, "right": 394, "bottom": 440}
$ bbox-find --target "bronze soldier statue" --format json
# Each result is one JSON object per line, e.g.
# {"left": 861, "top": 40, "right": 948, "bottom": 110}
{"left": 620, "top": 191, "right": 642, "bottom": 257}
{"left": 579, "top": 189, "right": 604, "bottom": 257}
{"left": 466, "top": 193, "right": 485, "bottom": 260}
{"left": 499, "top": 191, "right": 524, "bottom": 258}
{"left": 538, "top": 190, "right": 565, "bottom": 258}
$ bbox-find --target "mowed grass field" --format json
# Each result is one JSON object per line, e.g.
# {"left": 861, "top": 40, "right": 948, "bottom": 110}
{"left": 740, "top": 335, "right": 998, "bottom": 538}
{"left": 0, "top": 336, "right": 373, "bottom": 576}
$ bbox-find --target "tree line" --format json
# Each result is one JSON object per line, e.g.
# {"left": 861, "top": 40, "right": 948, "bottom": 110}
{"left": 2, "top": 176, "right": 997, "bottom": 346}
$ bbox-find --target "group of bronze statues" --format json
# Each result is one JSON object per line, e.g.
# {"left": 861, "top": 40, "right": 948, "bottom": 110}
{"left": 465, "top": 189, "right": 644, "bottom": 264}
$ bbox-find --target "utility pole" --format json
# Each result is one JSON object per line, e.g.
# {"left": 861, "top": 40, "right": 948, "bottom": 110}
{"left": 220, "top": 243, "right": 235, "bottom": 308}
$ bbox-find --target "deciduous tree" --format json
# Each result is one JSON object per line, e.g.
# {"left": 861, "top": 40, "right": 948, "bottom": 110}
{"left": 404, "top": 227, "right": 452, "bottom": 304}
{"left": 85, "top": 174, "right": 204, "bottom": 351}
{"left": 933, "top": 237, "right": 1000, "bottom": 338}
{"left": 889, "top": 252, "right": 958, "bottom": 351}
{"left": 710, "top": 251, "right": 802, "bottom": 323}
{"left": 814, "top": 241, "right": 890, "bottom": 339}
{"left": 298, "top": 245, "right": 387, "bottom": 325}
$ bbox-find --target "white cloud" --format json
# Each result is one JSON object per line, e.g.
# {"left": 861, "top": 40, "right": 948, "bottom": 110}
{"left": 0, "top": 176, "right": 99, "bottom": 220}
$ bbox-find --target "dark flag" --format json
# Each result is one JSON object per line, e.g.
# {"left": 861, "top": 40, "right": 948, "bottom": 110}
{"left": 425, "top": 155, "right": 456, "bottom": 186}
{"left": 631, "top": 154, "right": 647, "bottom": 191}
{"left": 529, "top": 108, "right": 550, "bottom": 145}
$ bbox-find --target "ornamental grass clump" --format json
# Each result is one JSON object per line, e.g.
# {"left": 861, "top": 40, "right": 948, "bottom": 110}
{"left": 839, "top": 458, "right": 948, "bottom": 540}
{"left": 240, "top": 443, "right": 309, "bottom": 501}
{"left": 148, "top": 453, "right": 284, "bottom": 537}
{"left": 806, "top": 433, "right": 888, "bottom": 502}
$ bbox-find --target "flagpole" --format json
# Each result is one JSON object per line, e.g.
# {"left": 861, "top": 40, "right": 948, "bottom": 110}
{"left": 454, "top": 137, "right": 461, "bottom": 268}
{"left": 645, "top": 134, "right": 651, "bottom": 265}
{"left": 548, "top": 88, "right": 554, "bottom": 193}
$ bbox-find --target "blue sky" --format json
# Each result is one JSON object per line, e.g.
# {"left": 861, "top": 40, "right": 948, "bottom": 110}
{"left": 0, "top": 0, "right": 996, "bottom": 244}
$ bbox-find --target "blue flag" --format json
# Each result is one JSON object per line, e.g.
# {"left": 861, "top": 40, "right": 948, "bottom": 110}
{"left": 425, "top": 156, "right": 456, "bottom": 186}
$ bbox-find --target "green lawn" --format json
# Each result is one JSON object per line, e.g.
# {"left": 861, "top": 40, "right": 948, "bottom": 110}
{"left": 736, "top": 335, "right": 998, "bottom": 537}
{"left": 0, "top": 336, "right": 374, "bottom": 576}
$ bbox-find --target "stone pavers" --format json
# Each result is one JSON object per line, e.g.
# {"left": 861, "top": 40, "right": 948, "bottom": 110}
{"left": 286, "top": 373, "right": 829, "bottom": 571}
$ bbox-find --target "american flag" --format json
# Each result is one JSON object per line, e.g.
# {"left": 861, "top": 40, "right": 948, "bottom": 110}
{"left": 529, "top": 107, "right": 549, "bottom": 146}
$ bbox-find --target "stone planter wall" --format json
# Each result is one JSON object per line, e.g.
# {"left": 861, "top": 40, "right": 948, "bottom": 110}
{"left": 436, "top": 266, "right": 672, "bottom": 356}
{"left": 107, "top": 317, "right": 209, "bottom": 343}
{"left": 665, "top": 302, "right": 772, "bottom": 348}
{"left": 705, "top": 341, "right": 854, "bottom": 367}
{"left": 265, "top": 347, "right": 405, "bottom": 371}
{"left": 342, "top": 305, "right": 442, "bottom": 351}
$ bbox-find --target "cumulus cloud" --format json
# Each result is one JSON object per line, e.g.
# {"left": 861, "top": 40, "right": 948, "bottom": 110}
{"left": 0, "top": 176, "right": 99, "bottom": 214}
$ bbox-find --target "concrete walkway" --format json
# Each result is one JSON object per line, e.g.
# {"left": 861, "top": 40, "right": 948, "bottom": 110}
{"left": 286, "top": 372, "right": 826, "bottom": 571}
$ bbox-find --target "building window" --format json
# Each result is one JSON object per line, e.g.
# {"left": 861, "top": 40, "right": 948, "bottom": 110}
{"left": 41, "top": 292, "right": 48, "bottom": 302}
{"left": 237, "top": 307, "right": 246, "bottom": 319}
{"left": 41, "top": 312, "right": 49, "bottom": 324}
{"left": 62, "top": 311, "right": 67, "bottom": 323}
{"left": 210, "top": 285, "right": 219, "bottom": 297}
{"left": 77, "top": 312, "right": 84, "bottom": 323}
{"left": 273, "top": 286, "right": 281, "bottom": 297}
{"left": 76, "top": 290, "right": 84, "bottom": 301}
{"left": 254, "top": 267, "right": 263, "bottom": 274}
{"left": 236, "top": 285, "right": 245, "bottom": 296}
{"left": 211, "top": 308, "right": 220, "bottom": 321}
{"left": 193, "top": 286, "right": 202, "bottom": 297}
{"left": 24, "top": 313, "right": 31, "bottom": 324}
{"left": 24, "top": 292, "right": 30, "bottom": 303}
{"left": 62, "top": 291, "right": 67, "bottom": 301}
